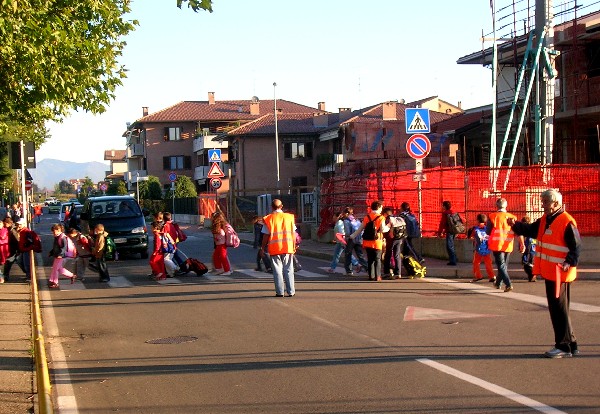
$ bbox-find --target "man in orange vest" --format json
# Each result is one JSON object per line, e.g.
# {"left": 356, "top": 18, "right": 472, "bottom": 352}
{"left": 487, "top": 198, "right": 517, "bottom": 292}
{"left": 33, "top": 204, "right": 43, "bottom": 224}
{"left": 510, "top": 189, "right": 581, "bottom": 358}
{"left": 350, "top": 201, "right": 389, "bottom": 281}
{"left": 261, "top": 199, "right": 296, "bottom": 297}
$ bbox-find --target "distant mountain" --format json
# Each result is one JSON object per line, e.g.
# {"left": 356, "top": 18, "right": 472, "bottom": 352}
{"left": 30, "top": 159, "right": 109, "bottom": 191}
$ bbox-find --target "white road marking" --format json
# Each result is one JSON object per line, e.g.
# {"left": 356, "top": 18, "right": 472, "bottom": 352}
{"left": 157, "top": 277, "right": 183, "bottom": 285}
{"left": 58, "top": 278, "right": 86, "bottom": 291}
{"left": 417, "top": 358, "right": 568, "bottom": 414}
{"left": 423, "top": 277, "right": 600, "bottom": 313}
{"left": 106, "top": 276, "right": 134, "bottom": 288}
{"left": 235, "top": 268, "right": 326, "bottom": 278}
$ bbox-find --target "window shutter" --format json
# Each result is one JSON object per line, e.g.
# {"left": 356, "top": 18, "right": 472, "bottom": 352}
{"left": 163, "top": 157, "right": 170, "bottom": 170}
{"left": 284, "top": 143, "right": 291, "bottom": 159}
{"left": 184, "top": 156, "right": 191, "bottom": 169}
{"left": 163, "top": 128, "right": 169, "bottom": 141}
{"left": 306, "top": 143, "right": 313, "bottom": 159}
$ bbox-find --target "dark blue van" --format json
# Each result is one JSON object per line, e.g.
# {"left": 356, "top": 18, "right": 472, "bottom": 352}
{"left": 79, "top": 196, "right": 149, "bottom": 259}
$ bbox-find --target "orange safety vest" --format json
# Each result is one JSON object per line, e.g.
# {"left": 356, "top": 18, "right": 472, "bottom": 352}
{"left": 488, "top": 211, "right": 517, "bottom": 252}
{"left": 533, "top": 212, "right": 577, "bottom": 283}
{"left": 34, "top": 205, "right": 43, "bottom": 215}
{"left": 361, "top": 212, "right": 385, "bottom": 250}
{"left": 263, "top": 212, "right": 296, "bottom": 255}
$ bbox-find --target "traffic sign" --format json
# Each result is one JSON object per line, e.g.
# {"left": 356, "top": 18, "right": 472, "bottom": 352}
{"left": 207, "top": 162, "right": 225, "bottom": 178}
{"left": 208, "top": 149, "right": 222, "bottom": 162}
{"left": 168, "top": 172, "right": 177, "bottom": 182}
{"left": 25, "top": 180, "right": 32, "bottom": 191}
{"left": 406, "top": 134, "right": 431, "bottom": 160}
{"left": 405, "top": 108, "right": 430, "bottom": 133}
{"left": 100, "top": 183, "right": 108, "bottom": 192}
{"left": 210, "top": 177, "right": 222, "bottom": 190}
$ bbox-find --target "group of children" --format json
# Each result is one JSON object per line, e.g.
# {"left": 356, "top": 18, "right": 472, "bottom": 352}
{"left": 469, "top": 214, "right": 536, "bottom": 282}
{"left": 149, "top": 211, "right": 188, "bottom": 280}
{"left": 47, "top": 223, "right": 110, "bottom": 288}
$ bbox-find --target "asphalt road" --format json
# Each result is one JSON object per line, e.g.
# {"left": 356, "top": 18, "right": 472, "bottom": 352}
{"left": 35, "top": 215, "right": 600, "bottom": 413}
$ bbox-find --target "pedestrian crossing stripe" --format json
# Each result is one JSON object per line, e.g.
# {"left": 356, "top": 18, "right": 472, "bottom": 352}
{"left": 405, "top": 108, "right": 430, "bottom": 133}
{"left": 403, "top": 306, "right": 500, "bottom": 321}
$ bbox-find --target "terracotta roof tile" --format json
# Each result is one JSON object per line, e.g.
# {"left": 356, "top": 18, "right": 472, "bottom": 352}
{"left": 104, "top": 150, "right": 126, "bottom": 161}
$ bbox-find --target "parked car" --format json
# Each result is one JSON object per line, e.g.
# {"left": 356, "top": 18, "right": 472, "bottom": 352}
{"left": 58, "top": 202, "right": 81, "bottom": 223}
{"left": 79, "top": 196, "right": 149, "bottom": 259}
{"left": 46, "top": 199, "right": 61, "bottom": 214}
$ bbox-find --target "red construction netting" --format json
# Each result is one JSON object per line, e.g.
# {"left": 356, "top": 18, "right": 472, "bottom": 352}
{"left": 318, "top": 164, "right": 600, "bottom": 237}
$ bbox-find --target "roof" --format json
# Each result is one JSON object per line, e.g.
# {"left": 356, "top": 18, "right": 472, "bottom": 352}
{"left": 346, "top": 102, "right": 453, "bottom": 125}
{"left": 104, "top": 150, "right": 126, "bottom": 161}
{"left": 134, "top": 99, "right": 319, "bottom": 123}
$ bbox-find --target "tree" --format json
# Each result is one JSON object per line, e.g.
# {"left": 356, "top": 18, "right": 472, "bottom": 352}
{"left": 0, "top": 2, "right": 137, "bottom": 131}
{"left": 165, "top": 175, "right": 197, "bottom": 199}
{"left": 177, "top": 0, "right": 213, "bottom": 12}
{"left": 107, "top": 180, "right": 128, "bottom": 196}
{"left": 57, "top": 180, "right": 74, "bottom": 194}
{"left": 78, "top": 177, "right": 96, "bottom": 199}
{"left": 138, "top": 175, "right": 163, "bottom": 200}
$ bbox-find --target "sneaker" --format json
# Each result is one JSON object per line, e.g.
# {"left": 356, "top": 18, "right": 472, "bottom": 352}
{"left": 265, "top": 268, "right": 272, "bottom": 273}
{"left": 544, "top": 348, "right": 572, "bottom": 358}
{"left": 210, "top": 268, "right": 223, "bottom": 274}
{"left": 346, "top": 272, "right": 354, "bottom": 276}
{"left": 529, "top": 276, "right": 537, "bottom": 282}
{"left": 48, "top": 282, "right": 59, "bottom": 289}
{"left": 220, "top": 271, "right": 233, "bottom": 276}
{"left": 495, "top": 283, "right": 501, "bottom": 289}
{"left": 0, "top": 276, "right": 4, "bottom": 284}
{"left": 489, "top": 277, "right": 496, "bottom": 283}
{"left": 572, "top": 349, "right": 580, "bottom": 356}
{"left": 504, "top": 286, "right": 513, "bottom": 292}
{"left": 471, "top": 277, "right": 484, "bottom": 282}
{"left": 376, "top": 276, "right": 382, "bottom": 282}
{"left": 327, "top": 268, "right": 336, "bottom": 274}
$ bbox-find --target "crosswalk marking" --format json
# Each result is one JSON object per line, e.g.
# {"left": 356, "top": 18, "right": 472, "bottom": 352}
{"left": 106, "top": 276, "right": 134, "bottom": 288}
{"left": 235, "top": 268, "right": 326, "bottom": 279}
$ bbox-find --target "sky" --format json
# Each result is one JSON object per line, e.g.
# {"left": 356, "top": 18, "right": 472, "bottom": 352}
{"left": 40, "top": 0, "right": 497, "bottom": 164}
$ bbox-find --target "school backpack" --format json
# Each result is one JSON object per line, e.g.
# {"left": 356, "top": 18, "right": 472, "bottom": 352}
{"left": 447, "top": 212, "right": 466, "bottom": 235}
{"left": 26, "top": 230, "right": 43, "bottom": 253}
{"left": 362, "top": 215, "right": 381, "bottom": 241}
{"left": 160, "top": 234, "right": 176, "bottom": 254}
{"left": 388, "top": 216, "right": 407, "bottom": 240}
{"left": 401, "top": 212, "right": 421, "bottom": 238}
{"left": 173, "top": 222, "right": 187, "bottom": 242}
{"left": 473, "top": 227, "right": 490, "bottom": 256}
{"left": 104, "top": 236, "right": 117, "bottom": 260}
{"left": 63, "top": 235, "right": 77, "bottom": 258}
{"left": 184, "top": 258, "right": 208, "bottom": 276}
{"left": 225, "top": 224, "right": 240, "bottom": 248}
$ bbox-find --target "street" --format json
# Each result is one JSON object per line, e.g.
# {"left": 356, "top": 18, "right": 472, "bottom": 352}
{"left": 36, "top": 218, "right": 600, "bottom": 413}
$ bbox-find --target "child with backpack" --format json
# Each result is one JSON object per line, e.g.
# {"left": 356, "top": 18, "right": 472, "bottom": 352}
{"left": 252, "top": 215, "right": 272, "bottom": 272}
{"left": 520, "top": 216, "right": 537, "bottom": 282}
{"left": 91, "top": 223, "right": 110, "bottom": 282}
{"left": 468, "top": 213, "right": 495, "bottom": 283}
{"left": 149, "top": 221, "right": 167, "bottom": 280}
{"left": 0, "top": 219, "right": 9, "bottom": 283}
{"left": 68, "top": 227, "right": 92, "bottom": 282}
{"left": 48, "top": 223, "right": 77, "bottom": 288}
{"left": 210, "top": 211, "right": 232, "bottom": 276}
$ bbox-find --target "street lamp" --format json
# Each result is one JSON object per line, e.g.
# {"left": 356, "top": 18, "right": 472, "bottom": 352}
{"left": 273, "top": 82, "right": 281, "bottom": 194}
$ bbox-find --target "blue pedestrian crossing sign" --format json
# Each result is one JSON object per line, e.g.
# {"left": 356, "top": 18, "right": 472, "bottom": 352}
{"left": 208, "top": 149, "right": 222, "bottom": 162}
{"left": 405, "top": 108, "right": 430, "bottom": 134}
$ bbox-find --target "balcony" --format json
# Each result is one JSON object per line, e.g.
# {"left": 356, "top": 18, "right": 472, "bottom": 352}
{"left": 127, "top": 143, "right": 145, "bottom": 158}
{"left": 124, "top": 170, "right": 148, "bottom": 184}
{"left": 317, "top": 153, "right": 344, "bottom": 172}
{"left": 193, "top": 133, "right": 228, "bottom": 153}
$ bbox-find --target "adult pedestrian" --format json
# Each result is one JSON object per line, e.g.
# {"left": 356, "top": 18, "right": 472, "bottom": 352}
{"left": 260, "top": 199, "right": 296, "bottom": 297}
{"left": 487, "top": 198, "right": 517, "bottom": 292}
{"left": 510, "top": 189, "right": 581, "bottom": 358}
{"left": 351, "top": 201, "right": 389, "bottom": 281}
{"left": 437, "top": 201, "right": 461, "bottom": 265}
{"left": 342, "top": 207, "right": 368, "bottom": 276}
{"left": 33, "top": 204, "right": 43, "bottom": 224}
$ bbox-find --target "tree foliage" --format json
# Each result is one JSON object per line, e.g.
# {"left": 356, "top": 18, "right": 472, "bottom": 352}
{"left": 0, "top": 1, "right": 138, "bottom": 131}
{"left": 165, "top": 175, "right": 197, "bottom": 199}
{"left": 176, "top": 0, "right": 213, "bottom": 12}
{"left": 107, "top": 180, "right": 128, "bottom": 196}
{"left": 138, "top": 175, "right": 163, "bottom": 200}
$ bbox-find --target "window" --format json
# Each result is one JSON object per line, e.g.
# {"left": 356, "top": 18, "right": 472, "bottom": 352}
{"left": 284, "top": 142, "right": 313, "bottom": 159}
{"left": 291, "top": 176, "right": 307, "bottom": 187}
{"left": 163, "top": 156, "right": 191, "bottom": 170}
{"left": 164, "top": 127, "right": 182, "bottom": 141}
{"left": 586, "top": 42, "right": 600, "bottom": 78}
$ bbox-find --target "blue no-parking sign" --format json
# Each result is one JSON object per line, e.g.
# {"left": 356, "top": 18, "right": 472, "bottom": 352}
{"left": 406, "top": 134, "right": 431, "bottom": 160}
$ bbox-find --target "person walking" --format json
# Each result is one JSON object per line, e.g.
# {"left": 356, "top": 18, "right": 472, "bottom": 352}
{"left": 91, "top": 223, "right": 110, "bottom": 282}
{"left": 2, "top": 218, "right": 21, "bottom": 282}
{"left": 47, "top": 223, "right": 77, "bottom": 288}
{"left": 519, "top": 216, "right": 537, "bottom": 282}
{"left": 33, "top": 204, "right": 43, "bottom": 224}
{"left": 261, "top": 199, "right": 296, "bottom": 297}
{"left": 351, "top": 201, "right": 389, "bottom": 281}
{"left": 342, "top": 207, "right": 368, "bottom": 276}
{"left": 510, "top": 189, "right": 581, "bottom": 358}
{"left": 328, "top": 211, "right": 352, "bottom": 274}
{"left": 68, "top": 227, "right": 92, "bottom": 282}
{"left": 16, "top": 218, "right": 34, "bottom": 280}
{"left": 437, "top": 201, "right": 461, "bottom": 265}
{"left": 252, "top": 215, "right": 272, "bottom": 272}
{"left": 468, "top": 213, "right": 495, "bottom": 283}
{"left": 0, "top": 219, "right": 8, "bottom": 283}
{"left": 487, "top": 198, "right": 517, "bottom": 292}
{"left": 382, "top": 207, "right": 403, "bottom": 279}
{"left": 149, "top": 221, "right": 167, "bottom": 280}
{"left": 399, "top": 202, "right": 423, "bottom": 263}
{"left": 210, "top": 211, "right": 232, "bottom": 276}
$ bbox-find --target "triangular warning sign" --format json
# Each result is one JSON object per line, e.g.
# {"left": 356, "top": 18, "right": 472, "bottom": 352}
{"left": 403, "top": 306, "right": 500, "bottom": 322}
{"left": 408, "top": 112, "right": 427, "bottom": 132}
{"left": 207, "top": 162, "right": 224, "bottom": 178}
{"left": 209, "top": 151, "right": 220, "bottom": 161}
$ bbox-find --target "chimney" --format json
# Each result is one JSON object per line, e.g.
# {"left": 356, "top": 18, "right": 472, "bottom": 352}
{"left": 318, "top": 102, "right": 326, "bottom": 111}
{"left": 250, "top": 101, "right": 260, "bottom": 115}
{"left": 313, "top": 112, "right": 329, "bottom": 128}
{"left": 208, "top": 92, "right": 215, "bottom": 105}
{"left": 339, "top": 108, "right": 352, "bottom": 122}
{"left": 142, "top": 107, "right": 149, "bottom": 117}
{"left": 458, "top": 101, "right": 462, "bottom": 109}
{"left": 382, "top": 101, "right": 397, "bottom": 121}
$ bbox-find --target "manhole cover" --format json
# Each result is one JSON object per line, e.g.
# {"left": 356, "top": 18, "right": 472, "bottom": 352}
{"left": 146, "top": 336, "right": 198, "bottom": 344}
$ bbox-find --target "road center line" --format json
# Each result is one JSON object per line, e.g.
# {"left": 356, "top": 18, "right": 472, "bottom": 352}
{"left": 417, "top": 358, "right": 567, "bottom": 414}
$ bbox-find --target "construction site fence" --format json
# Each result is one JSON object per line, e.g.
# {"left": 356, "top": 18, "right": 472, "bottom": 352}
{"left": 318, "top": 164, "right": 600, "bottom": 237}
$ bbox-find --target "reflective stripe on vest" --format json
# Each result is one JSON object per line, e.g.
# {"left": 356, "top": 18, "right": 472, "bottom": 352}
{"left": 533, "top": 212, "right": 577, "bottom": 283}
{"left": 263, "top": 212, "right": 296, "bottom": 255}
{"left": 488, "top": 211, "right": 516, "bottom": 252}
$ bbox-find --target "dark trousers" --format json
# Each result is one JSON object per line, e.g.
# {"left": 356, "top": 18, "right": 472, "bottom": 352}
{"left": 365, "top": 247, "right": 382, "bottom": 280}
{"left": 403, "top": 237, "right": 423, "bottom": 262}
{"left": 445, "top": 234, "right": 457, "bottom": 264}
{"left": 545, "top": 279, "right": 577, "bottom": 352}
{"left": 256, "top": 250, "right": 272, "bottom": 270}
{"left": 344, "top": 240, "right": 368, "bottom": 273}
{"left": 493, "top": 251, "right": 511, "bottom": 287}
{"left": 96, "top": 257, "right": 110, "bottom": 281}
{"left": 383, "top": 239, "right": 402, "bottom": 276}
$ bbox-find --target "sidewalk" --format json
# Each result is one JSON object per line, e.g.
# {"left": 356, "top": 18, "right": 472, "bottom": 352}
{"left": 0, "top": 279, "right": 34, "bottom": 414}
